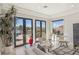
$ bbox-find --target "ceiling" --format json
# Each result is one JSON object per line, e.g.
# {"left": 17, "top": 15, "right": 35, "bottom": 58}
{"left": 12, "top": 3, "right": 79, "bottom": 16}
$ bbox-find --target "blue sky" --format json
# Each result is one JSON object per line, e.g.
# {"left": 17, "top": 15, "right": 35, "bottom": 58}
{"left": 36, "top": 21, "right": 45, "bottom": 27}
{"left": 52, "top": 20, "right": 64, "bottom": 28}
{"left": 26, "top": 20, "right": 31, "bottom": 27}
{"left": 16, "top": 18, "right": 32, "bottom": 27}
{"left": 36, "top": 21, "right": 40, "bottom": 27}
{"left": 16, "top": 18, "right": 63, "bottom": 28}
{"left": 16, "top": 18, "right": 23, "bottom": 26}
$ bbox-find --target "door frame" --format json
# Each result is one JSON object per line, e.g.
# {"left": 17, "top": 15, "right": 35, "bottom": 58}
{"left": 14, "top": 17, "right": 33, "bottom": 47}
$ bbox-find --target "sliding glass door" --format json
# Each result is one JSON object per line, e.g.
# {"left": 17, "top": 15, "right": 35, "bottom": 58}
{"left": 14, "top": 17, "right": 33, "bottom": 47}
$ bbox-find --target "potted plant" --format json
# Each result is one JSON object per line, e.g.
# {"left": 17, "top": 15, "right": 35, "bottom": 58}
{"left": 0, "top": 6, "right": 16, "bottom": 54}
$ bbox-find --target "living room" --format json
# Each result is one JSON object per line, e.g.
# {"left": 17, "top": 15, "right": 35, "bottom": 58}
{"left": 0, "top": 3, "right": 79, "bottom": 55}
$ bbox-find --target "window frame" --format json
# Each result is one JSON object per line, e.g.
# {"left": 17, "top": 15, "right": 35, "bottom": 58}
{"left": 35, "top": 20, "right": 46, "bottom": 40}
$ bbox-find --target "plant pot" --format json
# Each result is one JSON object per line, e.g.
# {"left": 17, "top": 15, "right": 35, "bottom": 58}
{"left": 1, "top": 45, "right": 15, "bottom": 55}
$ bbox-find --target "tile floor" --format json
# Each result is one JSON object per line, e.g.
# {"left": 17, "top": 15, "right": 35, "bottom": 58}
{"left": 15, "top": 46, "right": 26, "bottom": 55}
{"left": 14, "top": 46, "right": 79, "bottom": 55}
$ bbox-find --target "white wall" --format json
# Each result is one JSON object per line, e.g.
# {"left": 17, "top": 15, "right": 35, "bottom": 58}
{"left": 0, "top": 4, "right": 3, "bottom": 14}
{"left": 64, "top": 13, "right": 79, "bottom": 49}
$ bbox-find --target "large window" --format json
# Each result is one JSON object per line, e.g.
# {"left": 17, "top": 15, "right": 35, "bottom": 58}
{"left": 52, "top": 19, "right": 64, "bottom": 35}
{"left": 14, "top": 17, "right": 33, "bottom": 47}
{"left": 52, "top": 19, "right": 64, "bottom": 41}
{"left": 35, "top": 20, "right": 46, "bottom": 41}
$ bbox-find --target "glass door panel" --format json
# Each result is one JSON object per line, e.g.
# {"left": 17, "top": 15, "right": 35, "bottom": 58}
{"left": 42, "top": 21, "right": 46, "bottom": 40}
{"left": 15, "top": 18, "right": 23, "bottom": 46}
{"left": 36, "top": 21, "right": 41, "bottom": 39}
{"left": 25, "top": 19, "right": 33, "bottom": 44}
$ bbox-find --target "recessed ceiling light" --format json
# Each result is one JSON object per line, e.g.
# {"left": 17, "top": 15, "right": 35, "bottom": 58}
{"left": 71, "top": 4, "right": 75, "bottom": 7}
{"left": 43, "top": 5, "right": 48, "bottom": 8}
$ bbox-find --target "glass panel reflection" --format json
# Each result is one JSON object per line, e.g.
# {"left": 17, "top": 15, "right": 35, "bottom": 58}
{"left": 15, "top": 18, "right": 23, "bottom": 46}
{"left": 36, "top": 21, "right": 41, "bottom": 38}
{"left": 25, "top": 20, "right": 32, "bottom": 44}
